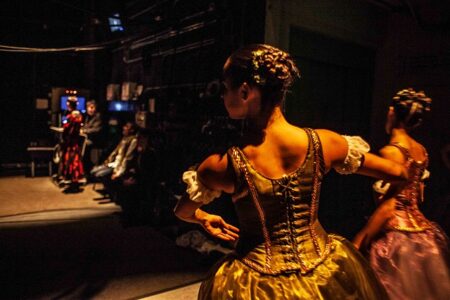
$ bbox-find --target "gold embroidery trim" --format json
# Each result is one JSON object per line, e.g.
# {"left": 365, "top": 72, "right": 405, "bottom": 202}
{"left": 231, "top": 147, "right": 273, "bottom": 273}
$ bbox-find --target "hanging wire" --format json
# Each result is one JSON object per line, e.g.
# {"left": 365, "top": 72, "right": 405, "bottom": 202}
{"left": 0, "top": 33, "right": 141, "bottom": 53}
{"left": 0, "top": 45, "right": 105, "bottom": 52}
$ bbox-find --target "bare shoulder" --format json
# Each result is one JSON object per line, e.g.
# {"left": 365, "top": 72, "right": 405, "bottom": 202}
{"left": 379, "top": 145, "right": 405, "bottom": 163}
{"left": 315, "top": 129, "right": 348, "bottom": 170}
{"left": 197, "top": 153, "right": 233, "bottom": 193}
{"left": 379, "top": 145, "right": 399, "bottom": 157}
{"left": 315, "top": 129, "right": 347, "bottom": 145}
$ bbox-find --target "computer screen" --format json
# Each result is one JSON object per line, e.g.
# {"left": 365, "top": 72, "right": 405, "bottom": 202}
{"left": 108, "top": 101, "right": 136, "bottom": 112}
{"left": 60, "top": 96, "right": 86, "bottom": 113}
{"left": 109, "top": 13, "right": 124, "bottom": 32}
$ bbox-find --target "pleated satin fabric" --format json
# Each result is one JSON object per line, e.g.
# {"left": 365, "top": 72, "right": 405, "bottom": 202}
{"left": 200, "top": 235, "right": 388, "bottom": 300}
{"left": 369, "top": 143, "right": 450, "bottom": 300}
{"left": 370, "top": 228, "right": 450, "bottom": 300}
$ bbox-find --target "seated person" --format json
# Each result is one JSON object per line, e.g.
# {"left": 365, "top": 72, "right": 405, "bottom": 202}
{"left": 91, "top": 122, "right": 138, "bottom": 197}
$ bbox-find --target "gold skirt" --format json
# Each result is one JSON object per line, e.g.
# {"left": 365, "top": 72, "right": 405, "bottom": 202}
{"left": 198, "top": 235, "right": 387, "bottom": 300}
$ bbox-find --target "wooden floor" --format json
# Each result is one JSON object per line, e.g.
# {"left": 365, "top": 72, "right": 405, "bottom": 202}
{"left": 0, "top": 175, "right": 209, "bottom": 299}
{"left": 143, "top": 282, "right": 201, "bottom": 300}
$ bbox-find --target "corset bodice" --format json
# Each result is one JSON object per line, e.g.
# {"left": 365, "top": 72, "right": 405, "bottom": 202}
{"left": 385, "top": 143, "right": 432, "bottom": 232}
{"left": 228, "top": 128, "right": 331, "bottom": 275}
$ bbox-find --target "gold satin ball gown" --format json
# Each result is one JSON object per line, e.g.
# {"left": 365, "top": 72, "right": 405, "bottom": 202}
{"left": 199, "top": 129, "right": 388, "bottom": 300}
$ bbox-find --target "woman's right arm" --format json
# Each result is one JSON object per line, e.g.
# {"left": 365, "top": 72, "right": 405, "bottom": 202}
{"left": 173, "top": 154, "right": 239, "bottom": 242}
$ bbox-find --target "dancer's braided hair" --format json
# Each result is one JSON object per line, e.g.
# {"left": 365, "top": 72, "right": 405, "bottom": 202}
{"left": 392, "top": 88, "right": 432, "bottom": 129}
{"left": 224, "top": 44, "right": 300, "bottom": 103}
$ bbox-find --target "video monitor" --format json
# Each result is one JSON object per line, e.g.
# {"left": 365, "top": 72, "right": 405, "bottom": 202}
{"left": 109, "top": 13, "right": 124, "bottom": 32}
{"left": 108, "top": 101, "right": 136, "bottom": 112}
{"left": 60, "top": 96, "right": 86, "bottom": 113}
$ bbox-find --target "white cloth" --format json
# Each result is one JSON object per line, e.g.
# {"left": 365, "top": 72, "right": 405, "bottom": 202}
{"left": 334, "top": 136, "right": 370, "bottom": 174}
{"left": 372, "top": 180, "right": 390, "bottom": 195}
{"left": 373, "top": 169, "right": 430, "bottom": 195}
{"left": 175, "top": 230, "right": 233, "bottom": 255}
{"left": 182, "top": 170, "right": 221, "bottom": 205}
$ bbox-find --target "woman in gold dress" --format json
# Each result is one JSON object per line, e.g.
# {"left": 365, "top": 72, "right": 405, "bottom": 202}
{"left": 175, "top": 44, "right": 407, "bottom": 299}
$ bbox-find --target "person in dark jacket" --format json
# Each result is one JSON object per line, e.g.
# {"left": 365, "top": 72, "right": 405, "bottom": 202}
{"left": 90, "top": 122, "right": 138, "bottom": 199}
{"left": 82, "top": 100, "right": 103, "bottom": 173}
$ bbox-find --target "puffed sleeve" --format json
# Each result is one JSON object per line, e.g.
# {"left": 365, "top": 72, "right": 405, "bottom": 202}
{"left": 334, "top": 136, "right": 370, "bottom": 174}
{"left": 182, "top": 170, "right": 222, "bottom": 205}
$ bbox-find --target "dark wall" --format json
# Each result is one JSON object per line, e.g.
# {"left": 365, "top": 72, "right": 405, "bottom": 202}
{"left": 287, "top": 27, "right": 376, "bottom": 237}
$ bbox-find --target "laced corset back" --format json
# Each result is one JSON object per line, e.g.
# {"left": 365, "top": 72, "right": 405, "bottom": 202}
{"left": 385, "top": 143, "right": 432, "bottom": 232}
{"left": 228, "top": 128, "right": 332, "bottom": 275}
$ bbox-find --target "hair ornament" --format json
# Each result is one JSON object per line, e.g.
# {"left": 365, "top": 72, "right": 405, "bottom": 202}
{"left": 250, "top": 47, "right": 299, "bottom": 89}
{"left": 392, "top": 88, "right": 432, "bottom": 128}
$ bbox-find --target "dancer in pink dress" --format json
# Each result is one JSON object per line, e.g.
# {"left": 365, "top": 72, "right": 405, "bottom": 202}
{"left": 353, "top": 88, "right": 450, "bottom": 300}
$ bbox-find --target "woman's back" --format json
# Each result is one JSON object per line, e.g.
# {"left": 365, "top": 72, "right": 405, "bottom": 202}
{"left": 230, "top": 128, "right": 328, "bottom": 274}
{"left": 387, "top": 134, "right": 427, "bottom": 163}
{"left": 240, "top": 122, "right": 310, "bottom": 179}
{"left": 239, "top": 121, "right": 350, "bottom": 181}
{"left": 383, "top": 138, "right": 432, "bottom": 232}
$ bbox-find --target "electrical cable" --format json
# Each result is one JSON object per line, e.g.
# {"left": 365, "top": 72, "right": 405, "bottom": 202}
{"left": 0, "top": 33, "right": 141, "bottom": 53}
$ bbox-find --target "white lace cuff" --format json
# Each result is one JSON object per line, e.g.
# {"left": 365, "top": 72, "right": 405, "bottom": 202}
{"left": 373, "top": 180, "right": 390, "bottom": 194}
{"left": 422, "top": 169, "right": 430, "bottom": 180}
{"left": 334, "top": 136, "right": 370, "bottom": 175}
{"left": 182, "top": 170, "right": 221, "bottom": 205}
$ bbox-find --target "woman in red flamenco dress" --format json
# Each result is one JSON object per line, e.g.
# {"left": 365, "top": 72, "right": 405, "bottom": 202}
{"left": 60, "top": 97, "right": 84, "bottom": 190}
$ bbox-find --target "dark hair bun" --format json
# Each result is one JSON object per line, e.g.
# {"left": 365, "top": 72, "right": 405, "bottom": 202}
{"left": 392, "top": 88, "right": 432, "bottom": 128}
{"left": 250, "top": 45, "right": 300, "bottom": 91}
{"left": 224, "top": 44, "right": 300, "bottom": 100}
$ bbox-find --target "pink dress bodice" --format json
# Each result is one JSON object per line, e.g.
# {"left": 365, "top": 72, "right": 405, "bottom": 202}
{"left": 385, "top": 143, "right": 432, "bottom": 232}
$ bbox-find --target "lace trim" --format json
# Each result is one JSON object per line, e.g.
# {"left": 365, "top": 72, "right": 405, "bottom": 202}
{"left": 182, "top": 170, "right": 221, "bottom": 204}
{"left": 372, "top": 180, "right": 390, "bottom": 195}
{"left": 231, "top": 148, "right": 273, "bottom": 273}
{"left": 334, "top": 136, "right": 370, "bottom": 174}
{"left": 373, "top": 169, "right": 430, "bottom": 195}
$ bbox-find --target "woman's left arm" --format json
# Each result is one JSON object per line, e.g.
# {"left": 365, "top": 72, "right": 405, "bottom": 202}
{"left": 317, "top": 130, "right": 408, "bottom": 182}
{"left": 357, "top": 153, "right": 408, "bottom": 182}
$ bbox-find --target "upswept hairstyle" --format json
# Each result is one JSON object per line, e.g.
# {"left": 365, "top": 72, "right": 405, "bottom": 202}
{"left": 392, "top": 88, "right": 432, "bottom": 129}
{"left": 223, "top": 44, "right": 300, "bottom": 105}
